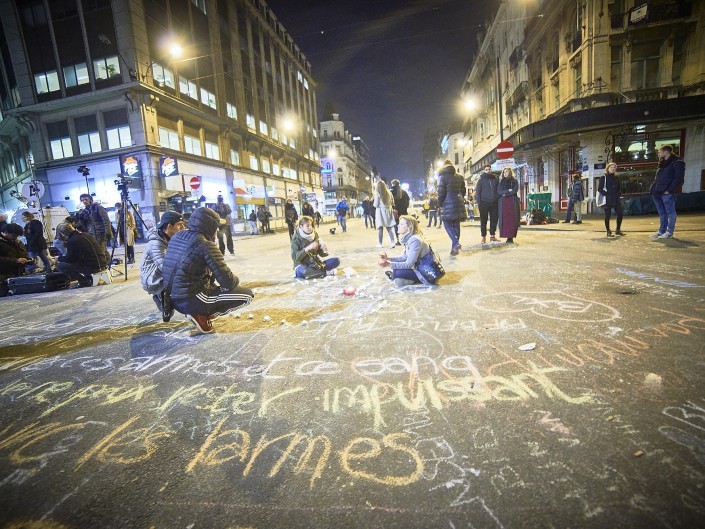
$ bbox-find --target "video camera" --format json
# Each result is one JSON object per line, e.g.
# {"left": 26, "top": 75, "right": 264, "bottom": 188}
{"left": 114, "top": 176, "right": 133, "bottom": 194}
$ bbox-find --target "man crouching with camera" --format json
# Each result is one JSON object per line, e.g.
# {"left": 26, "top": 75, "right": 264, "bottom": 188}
{"left": 162, "top": 207, "right": 254, "bottom": 334}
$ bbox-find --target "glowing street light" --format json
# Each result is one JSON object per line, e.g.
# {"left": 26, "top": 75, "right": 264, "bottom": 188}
{"left": 169, "top": 43, "right": 183, "bottom": 59}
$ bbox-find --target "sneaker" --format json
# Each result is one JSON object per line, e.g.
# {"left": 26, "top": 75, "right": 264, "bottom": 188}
{"left": 450, "top": 247, "right": 459, "bottom": 256}
{"left": 650, "top": 232, "right": 664, "bottom": 239}
{"left": 481, "top": 236, "right": 486, "bottom": 244}
{"left": 385, "top": 270, "right": 393, "bottom": 281}
{"left": 393, "top": 278, "right": 415, "bottom": 287}
{"left": 186, "top": 314, "right": 214, "bottom": 334}
{"left": 615, "top": 231, "right": 625, "bottom": 236}
{"left": 506, "top": 238, "right": 514, "bottom": 243}
{"left": 562, "top": 220, "right": 570, "bottom": 223}
{"left": 658, "top": 232, "right": 673, "bottom": 239}
{"left": 326, "top": 269, "right": 337, "bottom": 276}
{"left": 377, "top": 243, "right": 384, "bottom": 248}
{"left": 389, "top": 243, "right": 397, "bottom": 249}
{"left": 574, "top": 221, "right": 582, "bottom": 224}
{"left": 396, "top": 241, "right": 402, "bottom": 246}
{"left": 490, "top": 236, "right": 499, "bottom": 242}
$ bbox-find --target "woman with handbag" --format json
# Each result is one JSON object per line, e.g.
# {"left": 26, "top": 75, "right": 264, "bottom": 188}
{"left": 291, "top": 216, "right": 340, "bottom": 279}
{"left": 597, "top": 163, "right": 624, "bottom": 237}
{"left": 378, "top": 215, "right": 442, "bottom": 287}
{"left": 373, "top": 179, "right": 398, "bottom": 249}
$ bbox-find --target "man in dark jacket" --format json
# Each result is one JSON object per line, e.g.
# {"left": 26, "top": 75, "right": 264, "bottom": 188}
{"left": 212, "top": 195, "right": 234, "bottom": 255}
{"left": 437, "top": 161, "right": 467, "bottom": 255}
{"left": 391, "top": 179, "right": 410, "bottom": 244}
{"left": 162, "top": 207, "right": 254, "bottom": 334}
{"left": 650, "top": 145, "right": 685, "bottom": 239}
{"left": 55, "top": 223, "right": 107, "bottom": 288}
{"left": 76, "top": 194, "right": 113, "bottom": 262}
{"left": 21, "top": 211, "right": 53, "bottom": 273}
{"left": 0, "top": 223, "right": 32, "bottom": 296}
{"left": 475, "top": 165, "right": 499, "bottom": 243}
{"left": 284, "top": 199, "right": 299, "bottom": 239}
{"left": 335, "top": 197, "right": 350, "bottom": 233}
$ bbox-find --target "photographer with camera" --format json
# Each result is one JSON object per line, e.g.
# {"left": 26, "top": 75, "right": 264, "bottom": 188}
{"left": 76, "top": 194, "right": 113, "bottom": 262}
{"left": 140, "top": 211, "right": 186, "bottom": 321}
{"left": 162, "top": 207, "right": 254, "bottom": 334}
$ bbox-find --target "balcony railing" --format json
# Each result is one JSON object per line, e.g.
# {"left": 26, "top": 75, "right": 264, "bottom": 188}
{"left": 628, "top": 1, "right": 692, "bottom": 26}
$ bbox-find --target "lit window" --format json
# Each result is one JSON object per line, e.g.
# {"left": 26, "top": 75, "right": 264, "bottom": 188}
{"left": 271, "top": 127, "right": 279, "bottom": 141}
{"left": 200, "top": 88, "right": 217, "bottom": 109}
{"left": 184, "top": 134, "right": 202, "bottom": 156}
{"left": 281, "top": 133, "right": 288, "bottom": 145}
{"left": 246, "top": 114, "right": 256, "bottom": 130}
{"left": 50, "top": 138, "right": 73, "bottom": 159}
{"left": 78, "top": 132, "right": 101, "bottom": 155}
{"left": 204, "top": 141, "right": 219, "bottom": 160}
{"left": 230, "top": 149, "right": 240, "bottom": 166}
{"left": 303, "top": 79, "right": 309, "bottom": 90}
{"left": 308, "top": 149, "right": 314, "bottom": 159}
{"left": 106, "top": 126, "right": 132, "bottom": 149}
{"left": 289, "top": 137, "right": 296, "bottom": 149}
{"left": 297, "top": 71, "right": 303, "bottom": 82}
{"left": 259, "top": 121, "right": 268, "bottom": 135}
{"left": 272, "top": 163, "right": 280, "bottom": 176}
{"left": 152, "top": 63, "right": 175, "bottom": 88}
{"left": 158, "top": 127, "right": 179, "bottom": 150}
{"left": 94, "top": 56, "right": 120, "bottom": 80}
{"left": 64, "top": 63, "right": 89, "bottom": 87}
{"left": 226, "top": 102, "right": 237, "bottom": 119}
{"left": 179, "top": 77, "right": 198, "bottom": 100}
{"left": 249, "top": 155, "right": 259, "bottom": 170}
{"left": 34, "top": 71, "right": 60, "bottom": 94}
{"left": 261, "top": 159, "right": 271, "bottom": 173}
{"left": 312, "top": 129, "right": 317, "bottom": 138}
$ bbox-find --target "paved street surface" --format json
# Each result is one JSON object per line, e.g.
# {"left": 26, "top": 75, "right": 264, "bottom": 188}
{"left": 1, "top": 213, "right": 704, "bottom": 528}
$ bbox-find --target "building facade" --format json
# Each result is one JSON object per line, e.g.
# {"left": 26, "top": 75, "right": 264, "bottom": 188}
{"left": 460, "top": 0, "right": 705, "bottom": 213}
{"left": 319, "top": 113, "right": 373, "bottom": 215}
{"left": 0, "top": 0, "right": 322, "bottom": 230}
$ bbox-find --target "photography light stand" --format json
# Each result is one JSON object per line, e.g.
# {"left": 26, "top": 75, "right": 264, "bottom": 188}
{"left": 112, "top": 176, "right": 148, "bottom": 281}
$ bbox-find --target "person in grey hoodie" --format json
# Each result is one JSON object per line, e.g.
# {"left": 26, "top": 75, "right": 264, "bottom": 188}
{"left": 475, "top": 165, "right": 499, "bottom": 243}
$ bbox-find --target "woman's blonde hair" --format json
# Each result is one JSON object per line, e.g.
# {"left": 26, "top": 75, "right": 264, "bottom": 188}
{"left": 398, "top": 214, "right": 421, "bottom": 236}
{"left": 502, "top": 167, "right": 515, "bottom": 178}
{"left": 375, "top": 180, "right": 394, "bottom": 208}
{"left": 606, "top": 162, "right": 617, "bottom": 172}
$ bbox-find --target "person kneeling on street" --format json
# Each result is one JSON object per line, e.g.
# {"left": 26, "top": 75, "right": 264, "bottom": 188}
{"left": 162, "top": 207, "right": 254, "bottom": 334}
{"left": 140, "top": 211, "right": 186, "bottom": 320}
{"left": 378, "top": 214, "right": 432, "bottom": 288}
{"left": 0, "top": 223, "right": 32, "bottom": 297}
{"left": 291, "top": 216, "right": 340, "bottom": 279}
{"left": 55, "top": 223, "right": 107, "bottom": 288}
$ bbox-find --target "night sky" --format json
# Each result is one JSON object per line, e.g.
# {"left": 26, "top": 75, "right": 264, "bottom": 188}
{"left": 265, "top": 0, "right": 500, "bottom": 191}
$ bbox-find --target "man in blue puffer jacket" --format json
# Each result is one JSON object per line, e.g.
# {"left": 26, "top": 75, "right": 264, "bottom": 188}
{"left": 649, "top": 144, "right": 685, "bottom": 239}
{"left": 162, "top": 207, "right": 254, "bottom": 334}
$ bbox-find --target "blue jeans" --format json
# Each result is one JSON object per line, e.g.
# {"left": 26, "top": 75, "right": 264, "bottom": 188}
{"left": 391, "top": 268, "right": 420, "bottom": 283}
{"left": 427, "top": 210, "right": 437, "bottom": 226}
{"left": 295, "top": 257, "right": 340, "bottom": 279}
{"left": 338, "top": 215, "right": 347, "bottom": 232}
{"left": 27, "top": 249, "right": 53, "bottom": 273}
{"left": 652, "top": 193, "right": 677, "bottom": 235}
{"left": 443, "top": 220, "right": 461, "bottom": 248}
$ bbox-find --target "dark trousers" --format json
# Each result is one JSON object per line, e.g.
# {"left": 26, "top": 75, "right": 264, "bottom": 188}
{"left": 604, "top": 205, "right": 623, "bottom": 232}
{"left": 217, "top": 225, "right": 234, "bottom": 254}
{"left": 443, "top": 219, "right": 461, "bottom": 248}
{"left": 287, "top": 222, "right": 295, "bottom": 239}
{"left": 427, "top": 210, "right": 437, "bottom": 227}
{"left": 294, "top": 257, "right": 340, "bottom": 279}
{"left": 56, "top": 261, "right": 97, "bottom": 286}
{"left": 174, "top": 286, "right": 254, "bottom": 318}
{"left": 479, "top": 202, "right": 499, "bottom": 237}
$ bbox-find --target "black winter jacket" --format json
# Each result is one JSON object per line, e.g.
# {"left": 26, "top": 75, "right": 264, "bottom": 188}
{"left": 285, "top": 203, "right": 299, "bottom": 225}
{"left": 598, "top": 172, "right": 622, "bottom": 208}
{"left": 650, "top": 155, "right": 685, "bottom": 195}
{"left": 437, "top": 164, "right": 467, "bottom": 221}
{"left": 76, "top": 201, "right": 113, "bottom": 243}
{"left": 24, "top": 219, "right": 47, "bottom": 252}
{"left": 0, "top": 235, "right": 30, "bottom": 278}
{"left": 391, "top": 184, "right": 410, "bottom": 215}
{"left": 58, "top": 231, "right": 106, "bottom": 272}
{"left": 475, "top": 173, "right": 499, "bottom": 204}
{"left": 162, "top": 207, "right": 238, "bottom": 302}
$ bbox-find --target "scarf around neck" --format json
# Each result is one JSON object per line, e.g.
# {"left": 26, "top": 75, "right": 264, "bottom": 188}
{"left": 298, "top": 226, "right": 315, "bottom": 242}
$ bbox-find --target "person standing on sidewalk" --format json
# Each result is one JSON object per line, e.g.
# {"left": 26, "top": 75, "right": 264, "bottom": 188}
{"left": 373, "top": 179, "right": 397, "bottom": 248}
{"left": 475, "top": 165, "right": 499, "bottom": 244}
{"left": 497, "top": 167, "right": 520, "bottom": 244}
{"left": 212, "top": 195, "right": 234, "bottom": 255}
{"left": 437, "top": 160, "right": 466, "bottom": 256}
{"left": 564, "top": 174, "right": 585, "bottom": 224}
{"left": 598, "top": 163, "right": 624, "bottom": 237}
{"left": 650, "top": 145, "right": 685, "bottom": 239}
{"left": 285, "top": 199, "right": 299, "bottom": 240}
{"left": 427, "top": 193, "right": 438, "bottom": 227}
{"left": 76, "top": 193, "right": 113, "bottom": 263}
{"left": 391, "top": 179, "right": 410, "bottom": 245}
{"left": 114, "top": 202, "right": 136, "bottom": 264}
{"left": 335, "top": 197, "right": 350, "bottom": 233}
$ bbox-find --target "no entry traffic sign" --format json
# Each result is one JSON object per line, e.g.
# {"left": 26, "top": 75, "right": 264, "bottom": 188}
{"left": 496, "top": 141, "right": 514, "bottom": 160}
{"left": 189, "top": 176, "right": 201, "bottom": 190}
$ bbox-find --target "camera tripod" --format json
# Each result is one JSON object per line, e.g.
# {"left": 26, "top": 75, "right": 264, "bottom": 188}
{"left": 109, "top": 177, "right": 147, "bottom": 281}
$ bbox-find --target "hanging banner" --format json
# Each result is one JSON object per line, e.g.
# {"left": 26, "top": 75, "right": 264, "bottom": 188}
{"left": 120, "top": 154, "right": 143, "bottom": 179}
{"left": 160, "top": 156, "right": 179, "bottom": 178}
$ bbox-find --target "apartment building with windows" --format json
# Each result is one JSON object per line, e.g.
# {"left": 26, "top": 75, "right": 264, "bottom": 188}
{"left": 319, "top": 113, "right": 373, "bottom": 215}
{"left": 0, "top": 0, "right": 321, "bottom": 228}
{"left": 460, "top": 0, "right": 705, "bottom": 214}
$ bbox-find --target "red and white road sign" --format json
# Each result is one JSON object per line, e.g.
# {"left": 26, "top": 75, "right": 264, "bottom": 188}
{"left": 496, "top": 141, "right": 514, "bottom": 160}
{"left": 189, "top": 176, "right": 201, "bottom": 190}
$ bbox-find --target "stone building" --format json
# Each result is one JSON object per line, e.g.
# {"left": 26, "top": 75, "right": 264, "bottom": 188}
{"left": 461, "top": 0, "right": 705, "bottom": 214}
{"left": 319, "top": 112, "right": 373, "bottom": 215}
{"left": 0, "top": 0, "right": 322, "bottom": 230}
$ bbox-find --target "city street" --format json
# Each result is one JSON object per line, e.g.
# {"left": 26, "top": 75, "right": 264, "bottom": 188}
{"left": 1, "top": 213, "right": 705, "bottom": 529}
